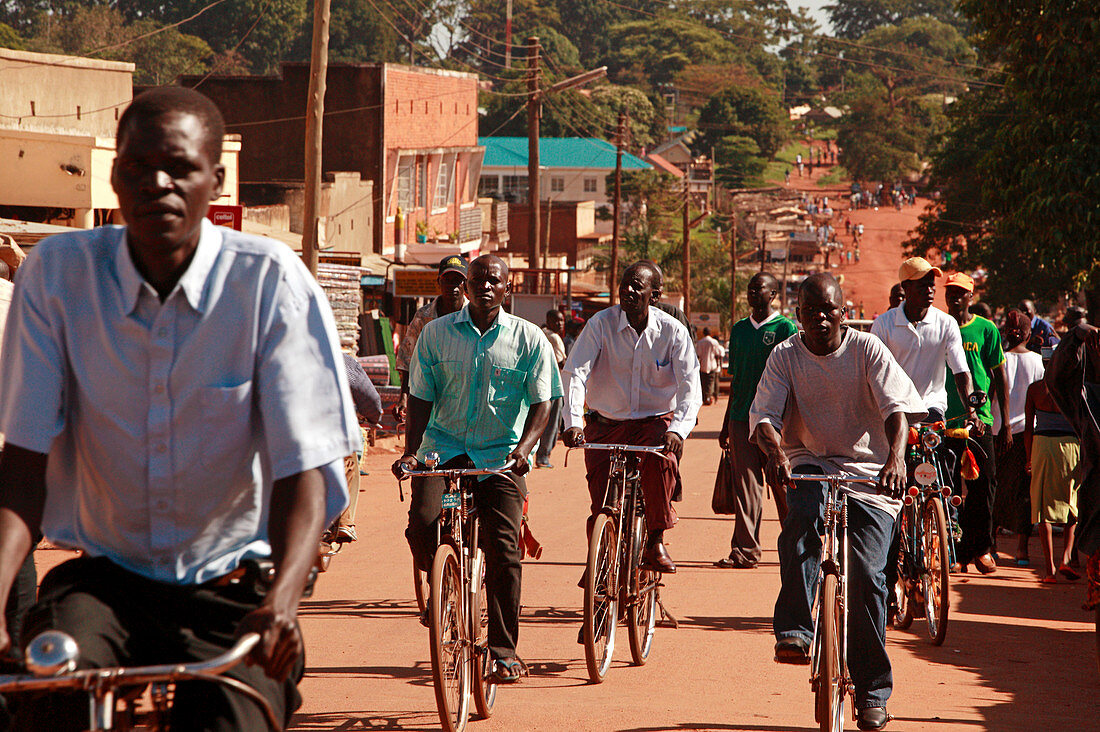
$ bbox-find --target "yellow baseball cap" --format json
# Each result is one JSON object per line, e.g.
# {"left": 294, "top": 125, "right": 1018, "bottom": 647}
{"left": 943, "top": 272, "right": 974, "bottom": 292}
{"left": 898, "top": 257, "right": 943, "bottom": 282}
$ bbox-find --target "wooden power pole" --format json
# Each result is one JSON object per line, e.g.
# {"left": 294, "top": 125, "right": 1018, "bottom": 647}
{"left": 681, "top": 173, "right": 691, "bottom": 322}
{"left": 729, "top": 213, "right": 738, "bottom": 327}
{"left": 301, "top": 0, "right": 331, "bottom": 276}
{"left": 610, "top": 109, "right": 626, "bottom": 305}
{"left": 526, "top": 37, "right": 541, "bottom": 280}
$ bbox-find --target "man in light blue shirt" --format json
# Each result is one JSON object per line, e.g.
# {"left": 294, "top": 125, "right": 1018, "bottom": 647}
{"left": 0, "top": 88, "right": 358, "bottom": 730}
{"left": 392, "top": 254, "right": 560, "bottom": 683}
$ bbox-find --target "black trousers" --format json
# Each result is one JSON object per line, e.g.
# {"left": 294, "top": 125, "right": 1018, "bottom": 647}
{"left": 13, "top": 556, "right": 302, "bottom": 731}
{"left": 3, "top": 548, "right": 36, "bottom": 655}
{"left": 948, "top": 430, "right": 998, "bottom": 563}
{"left": 405, "top": 455, "right": 526, "bottom": 660}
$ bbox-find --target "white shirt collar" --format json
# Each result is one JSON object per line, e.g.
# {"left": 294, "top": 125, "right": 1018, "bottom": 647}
{"left": 750, "top": 311, "right": 781, "bottom": 329}
{"left": 616, "top": 305, "right": 659, "bottom": 336}
{"left": 117, "top": 219, "right": 222, "bottom": 314}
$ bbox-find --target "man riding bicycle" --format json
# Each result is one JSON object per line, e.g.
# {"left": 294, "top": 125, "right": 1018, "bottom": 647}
{"left": 0, "top": 88, "right": 360, "bottom": 730}
{"left": 391, "top": 255, "right": 560, "bottom": 684}
{"left": 753, "top": 274, "right": 925, "bottom": 731}
{"left": 561, "top": 261, "right": 702, "bottom": 574}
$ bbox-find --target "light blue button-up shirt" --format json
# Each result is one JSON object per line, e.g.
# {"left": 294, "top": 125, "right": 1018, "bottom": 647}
{"left": 0, "top": 220, "right": 358, "bottom": 585}
{"left": 408, "top": 306, "right": 562, "bottom": 470}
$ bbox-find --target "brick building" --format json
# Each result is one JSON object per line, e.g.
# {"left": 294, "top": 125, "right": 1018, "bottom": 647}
{"left": 182, "top": 63, "right": 483, "bottom": 256}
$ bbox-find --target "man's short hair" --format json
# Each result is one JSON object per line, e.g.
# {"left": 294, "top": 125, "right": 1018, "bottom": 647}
{"left": 702, "top": 327, "right": 710, "bottom": 336}
{"left": 546, "top": 309, "right": 560, "bottom": 320}
{"left": 625, "top": 260, "right": 663, "bottom": 289}
{"left": 118, "top": 87, "right": 226, "bottom": 165}
{"left": 799, "top": 272, "right": 843, "bottom": 306}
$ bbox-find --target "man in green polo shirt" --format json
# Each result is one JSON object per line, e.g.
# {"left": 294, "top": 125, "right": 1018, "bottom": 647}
{"left": 392, "top": 254, "right": 561, "bottom": 683}
{"left": 716, "top": 272, "right": 798, "bottom": 568}
{"left": 944, "top": 272, "right": 1011, "bottom": 573}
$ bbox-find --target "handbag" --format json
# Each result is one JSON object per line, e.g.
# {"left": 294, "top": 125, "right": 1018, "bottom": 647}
{"left": 711, "top": 450, "right": 737, "bottom": 515}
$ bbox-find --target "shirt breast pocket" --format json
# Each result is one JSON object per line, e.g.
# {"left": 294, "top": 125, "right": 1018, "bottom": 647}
{"left": 199, "top": 381, "right": 254, "bottom": 469}
{"left": 488, "top": 366, "right": 526, "bottom": 426}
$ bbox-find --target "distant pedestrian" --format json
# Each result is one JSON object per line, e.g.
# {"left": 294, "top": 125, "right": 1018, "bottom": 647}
{"left": 784, "top": 168, "right": 791, "bottom": 185}
{"left": 1019, "top": 299, "right": 1060, "bottom": 353}
{"left": 535, "top": 309, "right": 567, "bottom": 468}
{"left": 695, "top": 327, "right": 725, "bottom": 406}
{"left": 887, "top": 283, "right": 905, "bottom": 311}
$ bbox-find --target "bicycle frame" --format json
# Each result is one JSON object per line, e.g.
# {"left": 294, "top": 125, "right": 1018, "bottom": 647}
{"left": 0, "top": 632, "right": 277, "bottom": 731}
{"left": 791, "top": 473, "right": 878, "bottom": 729}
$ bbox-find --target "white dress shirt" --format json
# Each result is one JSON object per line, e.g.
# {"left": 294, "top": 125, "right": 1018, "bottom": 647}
{"left": 695, "top": 335, "right": 725, "bottom": 373}
{"left": 870, "top": 305, "right": 968, "bottom": 415}
{"left": 0, "top": 220, "right": 359, "bottom": 585}
{"left": 563, "top": 305, "right": 702, "bottom": 438}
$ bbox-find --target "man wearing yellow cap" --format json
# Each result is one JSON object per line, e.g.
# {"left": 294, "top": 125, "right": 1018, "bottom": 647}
{"left": 943, "top": 272, "right": 1010, "bottom": 574}
{"left": 870, "top": 258, "right": 977, "bottom": 428}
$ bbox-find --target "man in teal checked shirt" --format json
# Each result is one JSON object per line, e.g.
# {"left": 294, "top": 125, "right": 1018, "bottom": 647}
{"left": 392, "top": 254, "right": 560, "bottom": 684}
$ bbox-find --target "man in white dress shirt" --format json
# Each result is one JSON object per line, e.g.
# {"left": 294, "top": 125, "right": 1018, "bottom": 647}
{"left": 562, "top": 262, "right": 702, "bottom": 573}
{"left": 0, "top": 87, "right": 358, "bottom": 730}
{"left": 695, "top": 327, "right": 725, "bottom": 405}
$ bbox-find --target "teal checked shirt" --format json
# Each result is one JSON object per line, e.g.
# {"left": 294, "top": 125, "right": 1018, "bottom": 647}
{"left": 408, "top": 306, "right": 563, "bottom": 470}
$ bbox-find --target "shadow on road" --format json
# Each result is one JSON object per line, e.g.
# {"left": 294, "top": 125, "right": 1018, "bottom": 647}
{"left": 298, "top": 598, "right": 418, "bottom": 620}
{"left": 618, "top": 723, "right": 818, "bottom": 732}
{"left": 289, "top": 709, "right": 438, "bottom": 731}
{"left": 678, "top": 614, "right": 772, "bottom": 633}
{"left": 304, "top": 662, "right": 431, "bottom": 684}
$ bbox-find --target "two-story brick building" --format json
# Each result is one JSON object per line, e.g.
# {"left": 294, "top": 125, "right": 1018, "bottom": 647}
{"left": 182, "top": 63, "right": 483, "bottom": 257}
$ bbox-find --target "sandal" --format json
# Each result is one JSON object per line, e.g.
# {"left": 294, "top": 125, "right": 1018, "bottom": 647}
{"left": 1058, "top": 564, "right": 1081, "bottom": 581}
{"left": 491, "top": 657, "right": 525, "bottom": 684}
{"left": 1040, "top": 575, "right": 1057, "bottom": 584}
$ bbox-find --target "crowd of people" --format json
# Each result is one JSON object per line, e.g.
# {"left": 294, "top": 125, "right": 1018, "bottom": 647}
{"left": 0, "top": 86, "right": 1095, "bottom": 732}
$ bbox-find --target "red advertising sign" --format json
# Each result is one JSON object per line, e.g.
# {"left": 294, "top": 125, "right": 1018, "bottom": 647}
{"left": 206, "top": 205, "right": 242, "bottom": 231}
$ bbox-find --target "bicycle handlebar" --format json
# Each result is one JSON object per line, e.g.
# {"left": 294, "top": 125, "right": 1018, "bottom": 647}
{"left": 788, "top": 473, "right": 881, "bottom": 493}
{"left": 572, "top": 443, "right": 669, "bottom": 454}
{"left": 398, "top": 465, "right": 516, "bottom": 479}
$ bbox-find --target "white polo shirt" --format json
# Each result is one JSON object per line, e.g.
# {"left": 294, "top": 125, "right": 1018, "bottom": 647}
{"left": 869, "top": 304, "right": 968, "bottom": 415}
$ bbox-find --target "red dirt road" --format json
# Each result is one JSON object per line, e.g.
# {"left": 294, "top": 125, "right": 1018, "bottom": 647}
{"left": 275, "top": 401, "right": 1095, "bottom": 731}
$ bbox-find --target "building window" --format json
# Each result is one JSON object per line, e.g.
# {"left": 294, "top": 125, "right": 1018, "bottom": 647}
{"left": 551, "top": 176, "right": 565, "bottom": 193}
{"left": 434, "top": 155, "right": 455, "bottom": 209}
{"left": 418, "top": 158, "right": 428, "bottom": 209}
{"left": 583, "top": 177, "right": 598, "bottom": 193}
{"left": 502, "top": 175, "right": 528, "bottom": 203}
{"left": 478, "top": 175, "right": 501, "bottom": 198}
{"left": 396, "top": 157, "right": 415, "bottom": 212}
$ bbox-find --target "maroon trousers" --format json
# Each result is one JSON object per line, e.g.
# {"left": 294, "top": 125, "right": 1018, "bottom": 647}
{"left": 584, "top": 413, "right": 679, "bottom": 531}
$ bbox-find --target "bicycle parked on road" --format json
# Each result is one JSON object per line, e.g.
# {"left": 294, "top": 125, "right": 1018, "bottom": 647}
{"left": 567, "top": 443, "right": 671, "bottom": 684}
{"left": 397, "top": 452, "right": 510, "bottom": 732}
{"left": 790, "top": 472, "right": 880, "bottom": 732}
{"left": 894, "top": 421, "right": 967, "bottom": 645}
{"left": 0, "top": 631, "right": 276, "bottom": 731}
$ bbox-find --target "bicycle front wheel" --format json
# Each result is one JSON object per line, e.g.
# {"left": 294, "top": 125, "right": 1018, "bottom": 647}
{"left": 893, "top": 507, "right": 914, "bottom": 630}
{"left": 584, "top": 513, "right": 618, "bottom": 683}
{"left": 429, "top": 544, "right": 470, "bottom": 732}
{"left": 627, "top": 513, "right": 657, "bottom": 665}
{"left": 815, "top": 573, "right": 843, "bottom": 732}
{"left": 470, "top": 548, "right": 497, "bottom": 719}
{"left": 921, "top": 496, "right": 950, "bottom": 646}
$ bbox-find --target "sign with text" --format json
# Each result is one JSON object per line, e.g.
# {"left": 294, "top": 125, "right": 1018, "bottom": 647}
{"left": 393, "top": 268, "right": 439, "bottom": 298}
{"left": 689, "top": 312, "right": 719, "bottom": 328}
{"left": 206, "top": 205, "right": 242, "bottom": 231}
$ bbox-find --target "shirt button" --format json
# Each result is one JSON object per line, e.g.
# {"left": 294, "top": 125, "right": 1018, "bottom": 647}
{"left": 154, "top": 499, "right": 168, "bottom": 512}
{"left": 157, "top": 327, "right": 168, "bottom": 338}
{"left": 154, "top": 384, "right": 165, "bottom": 394}
{"left": 156, "top": 443, "right": 167, "bottom": 453}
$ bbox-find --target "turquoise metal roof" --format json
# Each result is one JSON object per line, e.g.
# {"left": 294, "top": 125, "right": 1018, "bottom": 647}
{"left": 479, "top": 137, "right": 652, "bottom": 171}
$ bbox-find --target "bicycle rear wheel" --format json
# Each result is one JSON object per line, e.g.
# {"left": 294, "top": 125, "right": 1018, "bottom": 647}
{"left": 428, "top": 544, "right": 470, "bottom": 732}
{"left": 815, "top": 573, "right": 843, "bottom": 732}
{"left": 893, "top": 507, "right": 914, "bottom": 630}
{"left": 470, "top": 548, "right": 497, "bottom": 719}
{"left": 584, "top": 513, "right": 618, "bottom": 683}
{"left": 921, "top": 496, "right": 950, "bottom": 646}
{"left": 627, "top": 513, "right": 657, "bottom": 665}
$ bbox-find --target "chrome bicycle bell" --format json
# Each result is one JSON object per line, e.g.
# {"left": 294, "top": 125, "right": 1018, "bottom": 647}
{"left": 424, "top": 451, "right": 440, "bottom": 469}
{"left": 25, "top": 630, "right": 79, "bottom": 676}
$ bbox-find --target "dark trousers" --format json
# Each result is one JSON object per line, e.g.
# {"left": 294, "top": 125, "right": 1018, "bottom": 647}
{"left": 700, "top": 371, "right": 719, "bottom": 403}
{"left": 726, "top": 420, "right": 782, "bottom": 564}
{"left": 3, "top": 548, "right": 36, "bottom": 655}
{"left": 774, "top": 466, "right": 896, "bottom": 708}
{"left": 583, "top": 414, "right": 679, "bottom": 531}
{"left": 405, "top": 455, "right": 526, "bottom": 660}
{"left": 13, "top": 556, "right": 302, "bottom": 732}
{"left": 948, "top": 430, "right": 998, "bottom": 563}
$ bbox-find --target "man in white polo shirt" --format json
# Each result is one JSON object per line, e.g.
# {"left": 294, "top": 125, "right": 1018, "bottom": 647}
{"left": 870, "top": 257, "right": 978, "bottom": 427}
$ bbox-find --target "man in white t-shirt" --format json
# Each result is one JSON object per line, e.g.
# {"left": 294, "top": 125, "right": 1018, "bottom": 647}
{"left": 870, "top": 257, "right": 977, "bottom": 427}
{"left": 695, "top": 327, "right": 725, "bottom": 405}
{"left": 752, "top": 273, "right": 925, "bottom": 731}
{"left": 535, "top": 309, "right": 568, "bottom": 468}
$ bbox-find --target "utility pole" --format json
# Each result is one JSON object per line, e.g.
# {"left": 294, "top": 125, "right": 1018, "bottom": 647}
{"left": 610, "top": 109, "right": 626, "bottom": 305}
{"left": 301, "top": 0, "right": 331, "bottom": 276}
{"left": 781, "top": 237, "right": 791, "bottom": 313}
{"left": 681, "top": 172, "right": 691, "bottom": 322}
{"left": 526, "top": 37, "right": 541, "bottom": 283}
{"left": 504, "top": 0, "right": 513, "bottom": 68}
{"left": 729, "top": 213, "right": 738, "bottom": 326}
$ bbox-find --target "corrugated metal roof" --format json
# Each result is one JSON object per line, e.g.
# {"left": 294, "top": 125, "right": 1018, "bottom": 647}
{"left": 479, "top": 137, "right": 652, "bottom": 171}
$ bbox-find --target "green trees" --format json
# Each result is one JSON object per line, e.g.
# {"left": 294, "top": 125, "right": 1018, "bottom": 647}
{"left": 696, "top": 86, "right": 786, "bottom": 158}
{"left": 825, "top": 0, "right": 965, "bottom": 40}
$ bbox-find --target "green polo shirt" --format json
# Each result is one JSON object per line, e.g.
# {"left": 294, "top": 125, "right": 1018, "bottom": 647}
{"left": 945, "top": 315, "right": 1005, "bottom": 426}
{"left": 725, "top": 313, "right": 798, "bottom": 422}
{"left": 409, "top": 306, "right": 562, "bottom": 469}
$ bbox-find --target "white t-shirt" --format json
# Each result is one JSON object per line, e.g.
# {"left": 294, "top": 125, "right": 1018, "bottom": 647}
{"left": 695, "top": 335, "right": 725, "bottom": 373}
{"left": 993, "top": 349, "right": 1045, "bottom": 435}
{"left": 870, "top": 305, "right": 969, "bottom": 416}
{"left": 750, "top": 328, "right": 927, "bottom": 517}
